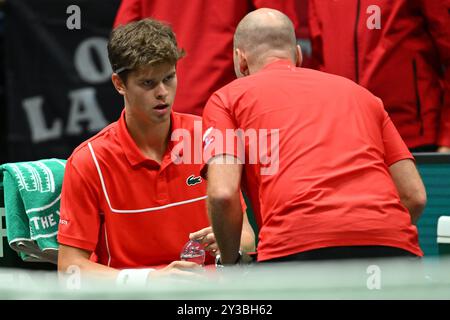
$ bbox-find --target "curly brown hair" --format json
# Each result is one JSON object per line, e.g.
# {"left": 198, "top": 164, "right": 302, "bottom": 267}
{"left": 108, "top": 18, "right": 184, "bottom": 82}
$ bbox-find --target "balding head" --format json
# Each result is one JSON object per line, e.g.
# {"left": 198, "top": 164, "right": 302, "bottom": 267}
{"left": 233, "top": 8, "right": 300, "bottom": 76}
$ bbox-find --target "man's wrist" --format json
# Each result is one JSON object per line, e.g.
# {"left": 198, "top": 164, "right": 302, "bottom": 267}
{"left": 116, "top": 268, "right": 155, "bottom": 287}
{"left": 215, "top": 251, "right": 242, "bottom": 267}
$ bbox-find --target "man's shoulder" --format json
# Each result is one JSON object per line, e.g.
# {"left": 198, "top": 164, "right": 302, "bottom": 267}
{"left": 303, "top": 67, "right": 377, "bottom": 98}
{"left": 69, "top": 121, "right": 118, "bottom": 165}
{"left": 209, "top": 77, "right": 250, "bottom": 101}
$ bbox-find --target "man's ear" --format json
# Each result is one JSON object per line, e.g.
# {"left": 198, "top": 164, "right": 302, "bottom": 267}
{"left": 236, "top": 48, "right": 250, "bottom": 77}
{"left": 111, "top": 73, "right": 126, "bottom": 96}
{"left": 295, "top": 44, "right": 303, "bottom": 67}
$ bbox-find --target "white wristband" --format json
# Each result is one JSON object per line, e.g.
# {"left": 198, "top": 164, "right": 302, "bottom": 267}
{"left": 116, "top": 268, "right": 155, "bottom": 287}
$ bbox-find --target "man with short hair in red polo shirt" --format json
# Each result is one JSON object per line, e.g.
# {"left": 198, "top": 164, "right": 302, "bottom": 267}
{"left": 202, "top": 9, "right": 426, "bottom": 265}
{"left": 57, "top": 19, "right": 255, "bottom": 284}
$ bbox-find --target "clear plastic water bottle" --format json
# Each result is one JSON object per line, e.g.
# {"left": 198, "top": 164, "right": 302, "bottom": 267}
{"left": 180, "top": 239, "right": 205, "bottom": 266}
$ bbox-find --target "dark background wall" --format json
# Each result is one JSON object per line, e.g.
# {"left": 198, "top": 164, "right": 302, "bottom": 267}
{"left": 2, "top": 0, "right": 122, "bottom": 163}
{"left": 0, "top": 2, "right": 6, "bottom": 165}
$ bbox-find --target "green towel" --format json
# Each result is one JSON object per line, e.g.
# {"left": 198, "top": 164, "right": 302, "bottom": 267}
{"left": 0, "top": 159, "right": 66, "bottom": 264}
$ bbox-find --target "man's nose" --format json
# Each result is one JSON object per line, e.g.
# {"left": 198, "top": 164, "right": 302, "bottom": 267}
{"left": 155, "top": 82, "right": 168, "bottom": 100}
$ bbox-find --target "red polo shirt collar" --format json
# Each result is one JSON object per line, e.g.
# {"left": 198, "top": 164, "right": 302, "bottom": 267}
{"left": 260, "top": 59, "right": 296, "bottom": 72}
{"left": 116, "top": 109, "right": 181, "bottom": 168}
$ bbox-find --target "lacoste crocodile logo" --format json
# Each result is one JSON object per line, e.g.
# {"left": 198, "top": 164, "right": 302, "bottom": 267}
{"left": 186, "top": 175, "right": 202, "bottom": 186}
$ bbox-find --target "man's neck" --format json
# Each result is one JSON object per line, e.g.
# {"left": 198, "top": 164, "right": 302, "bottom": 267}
{"left": 249, "top": 55, "right": 294, "bottom": 74}
{"left": 125, "top": 112, "right": 171, "bottom": 164}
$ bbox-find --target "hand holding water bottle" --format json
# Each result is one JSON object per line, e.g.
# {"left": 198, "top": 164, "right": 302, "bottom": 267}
{"left": 188, "top": 226, "right": 220, "bottom": 257}
{"left": 180, "top": 239, "right": 206, "bottom": 266}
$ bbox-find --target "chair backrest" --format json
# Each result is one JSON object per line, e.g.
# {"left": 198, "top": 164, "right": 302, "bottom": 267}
{"left": 437, "top": 216, "right": 450, "bottom": 256}
{"left": 0, "top": 185, "right": 6, "bottom": 262}
{"left": 0, "top": 181, "right": 56, "bottom": 270}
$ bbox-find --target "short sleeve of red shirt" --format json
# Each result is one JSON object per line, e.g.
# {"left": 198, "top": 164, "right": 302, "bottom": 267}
{"left": 381, "top": 105, "right": 414, "bottom": 166}
{"left": 201, "top": 92, "right": 242, "bottom": 175}
{"left": 57, "top": 155, "right": 101, "bottom": 252}
{"left": 201, "top": 92, "right": 247, "bottom": 214}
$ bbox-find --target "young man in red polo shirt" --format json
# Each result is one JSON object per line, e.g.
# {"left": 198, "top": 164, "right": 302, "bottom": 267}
{"left": 202, "top": 9, "right": 426, "bottom": 265}
{"left": 57, "top": 19, "right": 255, "bottom": 284}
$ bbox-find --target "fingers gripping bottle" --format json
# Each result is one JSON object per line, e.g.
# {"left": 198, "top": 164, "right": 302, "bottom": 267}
{"left": 180, "top": 239, "right": 205, "bottom": 266}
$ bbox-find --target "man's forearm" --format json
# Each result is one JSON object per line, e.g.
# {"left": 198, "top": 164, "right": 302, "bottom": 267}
{"left": 240, "top": 213, "right": 256, "bottom": 253}
{"left": 400, "top": 197, "right": 425, "bottom": 225}
{"left": 206, "top": 158, "right": 244, "bottom": 264}
{"left": 240, "top": 228, "right": 256, "bottom": 253}
{"left": 388, "top": 160, "right": 427, "bottom": 225}
{"left": 58, "top": 246, "right": 119, "bottom": 279}
{"left": 208, "top": 194, "right": 243, "bottom": 264}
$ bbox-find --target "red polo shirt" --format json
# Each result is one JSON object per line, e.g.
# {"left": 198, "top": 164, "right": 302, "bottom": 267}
{"left": 58, "top": 110, "right": 213, "bottom": 268}
{"left": 202, "top": 59, "right": 423, "bottom": 261}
